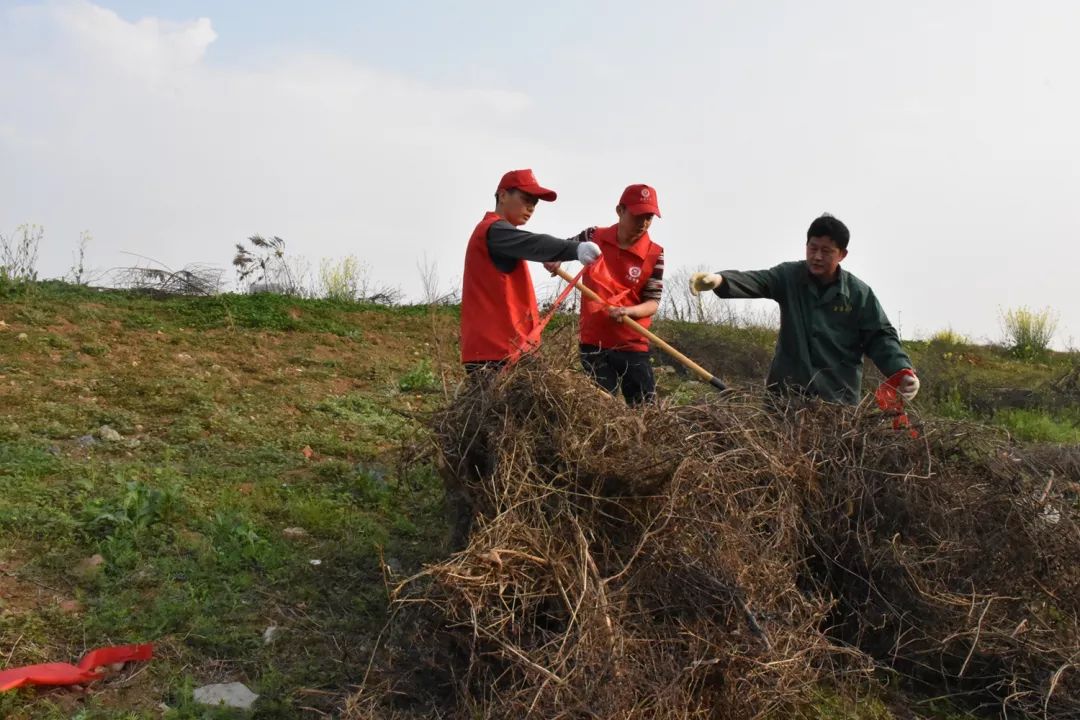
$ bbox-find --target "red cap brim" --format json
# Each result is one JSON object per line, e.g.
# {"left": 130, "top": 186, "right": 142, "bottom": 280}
{"left": 517, "top": 183, "right": 557, "bottom": 202}
{"left": 624, "top": 203, "right": 660, "bottom": 218}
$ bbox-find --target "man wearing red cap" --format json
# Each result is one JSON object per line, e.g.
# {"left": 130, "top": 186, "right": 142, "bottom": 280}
{"left": 547, "top": 184, "right": 665, "bottom": 405}
{"left": 449, "top": 169, "right": 602, "bottom": 548}
{"left": 460, "top": 169, "right": 602, "bottom": 371}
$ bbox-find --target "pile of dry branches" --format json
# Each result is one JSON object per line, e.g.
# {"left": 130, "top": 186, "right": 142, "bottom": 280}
{"left": 351, "top": 360, "right": 1079, "bottom": 719}
{"left": 109, "top": 264, "right": 225, "bottom": 296}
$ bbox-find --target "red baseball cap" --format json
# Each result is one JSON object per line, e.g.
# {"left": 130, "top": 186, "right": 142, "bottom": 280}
{"left": 496, "top": 169, "right": 557, "bottom": 202}
{"left": 619, "top": 184, "right": 661, "bottom": 217}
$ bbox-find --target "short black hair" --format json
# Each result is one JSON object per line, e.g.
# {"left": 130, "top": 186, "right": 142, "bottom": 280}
{"left": 806, "top": 214, "right": 850, "bottom": 251}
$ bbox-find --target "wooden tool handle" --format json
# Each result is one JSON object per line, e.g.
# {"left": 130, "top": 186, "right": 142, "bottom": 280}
{"left": 555, "top": 267, "right": 726, "bottom": 391}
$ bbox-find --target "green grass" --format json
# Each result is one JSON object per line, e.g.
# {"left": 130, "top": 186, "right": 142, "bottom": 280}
{"left": 995, "top": 408, "right": 1080, "bottom": 443}
{"left": 0, "top": 432, "right": 446, "bottom": 712}
{"left": 0, "top": 282, "right": 454, "bottom": 717}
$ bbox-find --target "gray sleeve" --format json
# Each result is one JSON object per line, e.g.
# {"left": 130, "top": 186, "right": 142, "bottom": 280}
{"left": 486, "top": 220, "right": 581, "bottom": 272}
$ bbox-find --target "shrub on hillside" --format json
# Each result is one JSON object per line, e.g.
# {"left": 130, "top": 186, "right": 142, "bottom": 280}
{"left": 928, "top": 326, "right": 968, "bottom": 346}
{"left": 1001, "top": 305, "right": 1058, "bottom": 358}
{"left": 234, "top": 234, "right": 305, "bottom": 295}
{"left": 317, "top": 255, "right": 401, "bottom": 304}
{"left": 319, "top": 255, "right": 365, "bottom": 302}
{"left": 0, "top": 224, "right": 42, "bottom": 285}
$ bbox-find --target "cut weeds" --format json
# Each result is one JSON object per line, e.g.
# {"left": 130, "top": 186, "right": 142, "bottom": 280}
{"left": 356, "top": 358, "right": 1080, "bottom": 719}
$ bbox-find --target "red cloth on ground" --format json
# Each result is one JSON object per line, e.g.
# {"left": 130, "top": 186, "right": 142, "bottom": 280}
{"left": 0, "top": 644, "right": 153, "bottom": 692}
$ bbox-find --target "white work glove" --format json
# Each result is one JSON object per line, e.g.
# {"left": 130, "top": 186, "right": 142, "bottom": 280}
{"left": 689, "top": 272, "right": 723, "bottom": 295}
{"left": 898, "top": 373, "right": 920, "bottom": 401}
{"left": 576, "top": 241, "right": 602, "bottom": 266}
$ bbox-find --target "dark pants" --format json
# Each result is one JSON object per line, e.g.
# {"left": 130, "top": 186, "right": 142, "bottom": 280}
{"left": 580, "top": 344, "right": 656, "bottom": 405}
{"left": 446, "top": 362, "right": 508, "bottom": 550}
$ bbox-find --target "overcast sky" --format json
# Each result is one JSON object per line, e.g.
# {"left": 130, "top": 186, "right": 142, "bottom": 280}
{"left": 2, "top": 1, "right": 1078, "bottom": 346}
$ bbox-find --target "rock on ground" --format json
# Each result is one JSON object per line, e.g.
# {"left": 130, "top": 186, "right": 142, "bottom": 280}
{"left": 193, "top": 682, "right": 259, "bottom": 710}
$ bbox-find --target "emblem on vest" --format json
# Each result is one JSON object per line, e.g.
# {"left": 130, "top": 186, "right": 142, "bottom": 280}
{"left": 627, "top": 266, "right": 642, "bottom": 281}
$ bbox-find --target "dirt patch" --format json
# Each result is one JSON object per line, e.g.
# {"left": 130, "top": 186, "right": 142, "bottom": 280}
{"left": 0, "top": 555, "right": 67, "bottom": 621}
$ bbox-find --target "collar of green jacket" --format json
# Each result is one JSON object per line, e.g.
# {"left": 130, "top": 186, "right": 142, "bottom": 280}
{"left": 801, "top": 262, "right": 850, "bottom": 303}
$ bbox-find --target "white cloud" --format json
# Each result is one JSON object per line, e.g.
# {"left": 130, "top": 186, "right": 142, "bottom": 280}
{"left": 0, "top": 0, "right": 558, "bottom": 300}
{"left": 48, "top": 1, "right": 216, "bottom": 77}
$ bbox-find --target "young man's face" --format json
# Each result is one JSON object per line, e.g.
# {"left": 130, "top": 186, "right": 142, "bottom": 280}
{"left": 498, "top": 188, "right": 540, "bottom": 226}
{"left": 615, "top": 205, "right": 654, "bottom": 245}
{"left": 805, "top": 236, "right": 848, "bottom": 280}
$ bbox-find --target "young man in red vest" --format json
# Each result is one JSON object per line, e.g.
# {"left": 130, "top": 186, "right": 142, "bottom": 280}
{"left": 548, "top": 184, "right": 664, "bottom": 404}
{"left": 460, "top": 168, "right": 602, "bottom": 372}
{"left": 449, "top": 169, "right": 601, "bottom": 548}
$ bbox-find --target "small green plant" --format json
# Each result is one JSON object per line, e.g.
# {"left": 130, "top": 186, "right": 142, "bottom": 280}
{"left": 1000, "top": 305, "right": 1058, "bottom": 358}
{"left": 45, "top": 333, "right": 72, "bottom": 349}
{"left": 207, "top": 511, "right": 273, "bottom": 566}
{"left": 81, "top": 481, "right": 179, "bottom": 537}
{"left": 398, "top": 359, "right": 439, "bottom": 392}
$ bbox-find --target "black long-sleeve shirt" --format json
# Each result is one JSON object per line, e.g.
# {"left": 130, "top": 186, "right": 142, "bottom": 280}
{"left": 486, "top": 220, "right": 583, "bottom": 272}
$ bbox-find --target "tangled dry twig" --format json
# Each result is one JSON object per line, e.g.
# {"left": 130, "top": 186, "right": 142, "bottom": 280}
{"left": 350, "top": 358, "right": 1080, "bottom": 719}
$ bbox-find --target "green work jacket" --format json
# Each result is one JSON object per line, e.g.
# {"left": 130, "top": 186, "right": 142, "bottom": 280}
{"left": 714, "top": 261, "right": 911, "bottom": 405}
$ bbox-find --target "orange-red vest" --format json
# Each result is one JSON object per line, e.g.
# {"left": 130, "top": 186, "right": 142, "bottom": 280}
{"left": 579, "top": 225, "right": 663, "bottom": 352}
{"left": 460, "top": 212, "right": 540, "bottom": 363}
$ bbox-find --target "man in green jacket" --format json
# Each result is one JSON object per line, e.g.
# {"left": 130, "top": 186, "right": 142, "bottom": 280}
{"left": 689, "top": 214, "right": 920, "bottom": 405}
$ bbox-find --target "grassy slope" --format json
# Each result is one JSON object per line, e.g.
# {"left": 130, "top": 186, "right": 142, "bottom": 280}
{"left": 0, "top": 282, "right": 1075, "bottom": 718}
{"left": 0, "top": 283, "right": 456, "bottom": 719}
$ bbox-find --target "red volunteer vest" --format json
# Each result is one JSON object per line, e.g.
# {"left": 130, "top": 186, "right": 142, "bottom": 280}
{"left": 579, "top": 225, "right": 663, "bottom": 352}
{"left": 460, "top": 212, "right": 540, "bottom": 363}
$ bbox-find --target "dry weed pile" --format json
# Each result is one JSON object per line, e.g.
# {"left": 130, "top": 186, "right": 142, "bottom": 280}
{"left": 351, "top": 361, "right": 1080, "bottom": 719}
